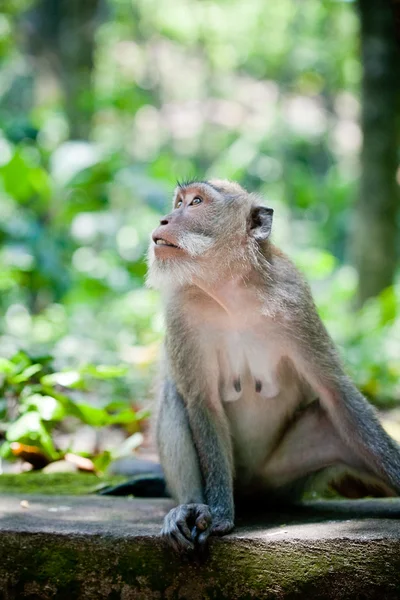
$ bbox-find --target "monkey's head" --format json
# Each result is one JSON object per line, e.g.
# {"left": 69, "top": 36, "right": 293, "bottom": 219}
{"left": 147, "top": 179, "right": 273, "bottom": 289}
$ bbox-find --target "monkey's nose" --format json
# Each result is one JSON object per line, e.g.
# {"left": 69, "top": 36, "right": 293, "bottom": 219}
{"left": 160, "top": 218, "right": 169, "bottom": 226}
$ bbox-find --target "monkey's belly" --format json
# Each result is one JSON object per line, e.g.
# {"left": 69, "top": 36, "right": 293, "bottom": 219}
{"left": 224, "top": 384, "right": 303, "bottom": 482}
{"left": 215, "top": 331, "right": 304, "bottom": 481}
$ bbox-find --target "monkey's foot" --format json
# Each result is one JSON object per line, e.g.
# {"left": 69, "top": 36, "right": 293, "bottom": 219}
{"left": 161, "top": 503, "right": 212, "bottom": 553}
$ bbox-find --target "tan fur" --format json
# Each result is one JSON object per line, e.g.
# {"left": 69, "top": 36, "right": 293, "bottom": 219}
{"left": 150, "top": 180, "right": 400, "bottom": 553}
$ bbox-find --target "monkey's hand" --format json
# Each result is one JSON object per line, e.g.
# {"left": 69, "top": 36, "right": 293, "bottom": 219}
{"left": 161, "top": 503, "right": 212, "bottom": 553}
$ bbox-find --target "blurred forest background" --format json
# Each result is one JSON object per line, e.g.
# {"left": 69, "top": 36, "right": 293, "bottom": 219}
{"left": 0, "top": 0, "right": 399, "bottom": 473}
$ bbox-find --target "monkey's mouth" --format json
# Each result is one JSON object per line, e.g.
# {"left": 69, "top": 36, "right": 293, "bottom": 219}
{"left": 153, "top": 237, "right": 179, "bottom": 249}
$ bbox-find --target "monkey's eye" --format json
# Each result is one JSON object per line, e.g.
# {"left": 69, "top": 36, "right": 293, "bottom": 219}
{"left": 176, "top": 200, "right": 183, "bottom": 208}
{"left": 190, "top": 197, "right": 202, "bottom": 206}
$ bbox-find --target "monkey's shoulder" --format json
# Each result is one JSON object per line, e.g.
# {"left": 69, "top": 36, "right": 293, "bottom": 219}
{"left": 267, "top": 246, "right": 315, "bottom": 307}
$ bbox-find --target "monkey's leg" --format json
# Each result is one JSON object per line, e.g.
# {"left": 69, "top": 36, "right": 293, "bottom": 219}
{"left": 263, "top": 401, "right": 349, "bottom": 490}
{"left": 157, "top": 380, "right": 214, "bottom": 553}
{"left": 262, "top": 400, "right": 393, "bottom": 497}
{"left": 317, "top": 376, "right": 400, "bottom": 493}
{"left": 290, "top": 322, "right": 400, "bottom": 494}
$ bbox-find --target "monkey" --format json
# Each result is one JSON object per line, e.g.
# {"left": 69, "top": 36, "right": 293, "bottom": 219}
{"left": 146, "top": 178, "right": 400, "bottom": 554}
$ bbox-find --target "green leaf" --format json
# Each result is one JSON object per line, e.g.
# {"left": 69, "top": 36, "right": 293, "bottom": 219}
{"left": 11, "top": 351, "right": 31, "bottom": 372}
{"left": 107, "top": 409, "right": 137, "bottom": 425}
{"left": 6, "top": 412, "right": 58, "bottom": 459}
{"left": 41, "top": 371, "right": 85, "bottom": 389}
{"left": 379, "top": 286, "right": 397, "bottom": 326}
{"left": 40, "top": 386, "right": 71, "bottom": 405}
{"left": 0, "top": 442, "right": 12, "bottom": 459}
{"left": 93, "top": 450, "right": 112, "bottom": 473}
{"left": 81, "top": 365, "right": 128, "bottom": 379}
{"left": 11, "top": 363, "right": 42, "bottom": 384}
{"left": 0, "top": 151, "right": 32, "bottom": 202}
{"left": 0, "top": 358, "right": 16, "bottom": 375}
{"left": 23, "top": 394, "right": 65, "bottom": 422}
{"left": 105, "top": 400, "right": 131, "bottom": 411}
{"left": 74, "top": 404, "right": 110, "bottom": 427}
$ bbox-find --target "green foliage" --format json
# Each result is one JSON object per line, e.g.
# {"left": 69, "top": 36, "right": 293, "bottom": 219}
{"left": 0, "top": 0, "right": 398, "bottom": 463}
{"left": 0, "top": 351, "right": 141, "bottom": 461}
{"left": 0, "top": 472, "right": 126, "bottom": 495}
{"left": 299, "top": 253, "right": 400, "bottom": 405}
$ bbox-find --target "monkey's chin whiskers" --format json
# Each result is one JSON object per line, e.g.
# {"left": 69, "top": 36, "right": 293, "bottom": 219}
{"left": 176, "top": 232, "right": 214, "bottom": 257}
{"left": 146, "top": 248, "right": 202, "bottom": 290}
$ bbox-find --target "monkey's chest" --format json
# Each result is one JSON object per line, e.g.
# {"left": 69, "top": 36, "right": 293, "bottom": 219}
{"left": 216, "top": 331, "right": 281, "bottom": 402}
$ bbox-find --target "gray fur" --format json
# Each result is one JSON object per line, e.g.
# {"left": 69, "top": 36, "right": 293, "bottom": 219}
{"left": 157, "top": 380, "right": 204, "bottom": 505}
{"left": 149, "top": 179, "right": 400, "bottom": 553}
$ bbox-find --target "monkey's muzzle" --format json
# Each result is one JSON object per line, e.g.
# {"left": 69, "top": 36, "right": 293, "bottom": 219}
{"left": 153, "top": 237, "right": 179, "bottom": 248}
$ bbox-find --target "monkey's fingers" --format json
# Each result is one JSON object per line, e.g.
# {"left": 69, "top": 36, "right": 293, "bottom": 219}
{"left": 196, "top": 526, "right": 213, "bottom": 550}
{"left": 192, "top": 505, "right": 213, "bottom": 550}
{"left": 161, "top": 506, "right": 195, "bottom": 553}
{"left": 194, "top": 506, "right": 212, "bottom": 532}
{"left": 211, "top": 518, "right": 234, "bottom": 536}
{"left": 161, "top": 504, "right": 213, "bottom": 553}
{"left": 195, "top": 514, "right": 233, "bottom": 551}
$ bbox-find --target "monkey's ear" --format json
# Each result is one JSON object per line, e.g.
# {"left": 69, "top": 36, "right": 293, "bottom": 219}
{"left": 249, "top": 206, "right": 273, "bottom": 241}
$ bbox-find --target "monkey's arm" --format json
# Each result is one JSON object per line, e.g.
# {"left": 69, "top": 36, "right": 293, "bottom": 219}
{"left": 157, "top": 378, "right": 234, "bottom": 552}
{"left": 186, "top": 397, "right": 235, "bottom": 530}
{"left": 289, "top": 301, "right": 400, "bottom": 493}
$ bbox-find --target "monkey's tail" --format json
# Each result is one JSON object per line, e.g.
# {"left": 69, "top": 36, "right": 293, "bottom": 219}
{"left": 98, "top": 457, "right": 169, "bottom": 498}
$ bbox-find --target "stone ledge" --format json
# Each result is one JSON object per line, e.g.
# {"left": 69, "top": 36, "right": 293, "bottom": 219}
{"left": 1, "top": 495, "right": 400, "bottom": 599}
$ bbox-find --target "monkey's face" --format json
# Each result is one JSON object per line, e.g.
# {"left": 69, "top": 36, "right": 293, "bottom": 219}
{"left": 147, "top": 179, "right": 273, "bottom": 288}
{"left": 151, "top": 186, "right": 214, "bottom": 261}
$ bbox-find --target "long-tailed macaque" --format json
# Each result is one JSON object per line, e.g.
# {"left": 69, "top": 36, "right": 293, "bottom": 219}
{"left": 147, "top": 179, "right": 400, "bottom": 553}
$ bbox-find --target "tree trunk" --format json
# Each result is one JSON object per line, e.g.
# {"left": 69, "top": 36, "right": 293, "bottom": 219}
{"left": 391, "top": 0, "right": 400, "bottom": 46}
{"left": 58, "top": 0, "right": 101, "bottom": 140}
{"left": 351, "top": 0, "right": 400, "bottom": 307}
{"left": 23, "top": 0, "right": 101, "bottom": 140}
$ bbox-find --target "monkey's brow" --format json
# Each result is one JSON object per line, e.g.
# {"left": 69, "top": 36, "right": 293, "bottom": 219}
{"left": 176, "top": 178, "right": 219, "bottom": 193}
{"left": 176, "top": 178, "right": 204, "bottom": 188}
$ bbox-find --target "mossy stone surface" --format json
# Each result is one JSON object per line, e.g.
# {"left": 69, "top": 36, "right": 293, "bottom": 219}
{"left": 1, "top": 494, "right": 400, "bottom": 599}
